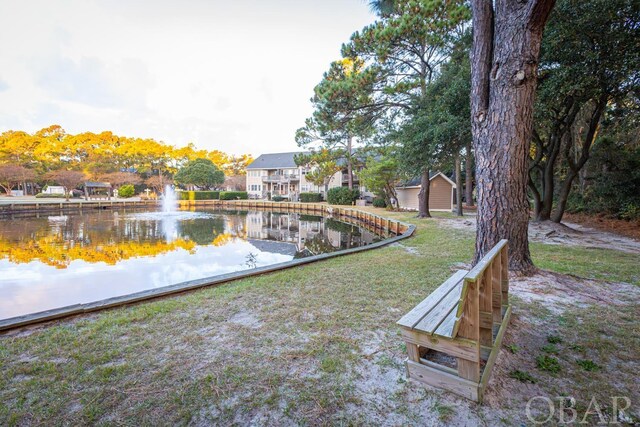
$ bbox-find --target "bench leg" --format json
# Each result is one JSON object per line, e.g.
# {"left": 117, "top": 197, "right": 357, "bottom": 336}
{"left": 406, "top": 342, "right": 420, "bottom": 362}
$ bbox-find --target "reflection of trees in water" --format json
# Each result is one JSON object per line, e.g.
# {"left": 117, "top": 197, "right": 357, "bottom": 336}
{"left": 0, "top": 208, "right": 382, "bottom": 267}
{"left": 179, "top": 217, "right": 226, "bottom": 245}
{"left": 324, "top": 218, "right": 361, "bottom": 236}
{"left": 300, "top": 233, "right": 339, "bottom": 257}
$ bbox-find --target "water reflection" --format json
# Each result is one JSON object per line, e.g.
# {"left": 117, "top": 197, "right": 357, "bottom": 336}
{"left": 0, "top": 209, "right": 382, "bottom": 319}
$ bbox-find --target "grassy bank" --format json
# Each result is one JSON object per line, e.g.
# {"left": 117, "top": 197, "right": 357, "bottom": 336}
{"left": 1, "top": 210, "right": 638, "bottom": 425}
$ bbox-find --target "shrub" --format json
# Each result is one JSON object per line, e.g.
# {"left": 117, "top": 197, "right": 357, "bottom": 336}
{"left": 327, "top": 187, "right": 359, "bottom": 205}
{"left": 220, "top": 191, "right": 248, "bottom": 200}
{"left": 179, "top": 191, "right": 221, "bottom": 200}
{"left": 271, "top": 195, "right": 285, "bottom": 202}
{"left": 194, "top": 191, "right": 219, "bottom": 200}
{"left": 299, "top": 192, "right": 323, "bottom": 203}
{"left": 118, "top": 184, "right": 135, "bottom": 198}
{"left": 372, "top": 197, "right": 387, "bottom": 208}
{"left": 35, "top": 193, "right": 66, "bottom": 198}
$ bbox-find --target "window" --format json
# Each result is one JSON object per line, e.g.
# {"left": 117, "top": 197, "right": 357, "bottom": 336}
{"left": 249, "top": 184, "right": 262, "bottom": 192}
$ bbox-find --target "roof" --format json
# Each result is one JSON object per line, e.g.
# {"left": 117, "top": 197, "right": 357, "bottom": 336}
{"left": 247, "top": 239, "right": 298, "bottom": 257}
{"left": 84, "top": 181, "right": 111, "bottom": 188}
{"left": 396, "top": 172, "right": 456, "bottom": 189}
{"left": 246, "top": 152, "right": 306, "bottom": 170}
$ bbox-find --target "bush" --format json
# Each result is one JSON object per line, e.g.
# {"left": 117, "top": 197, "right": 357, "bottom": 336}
{"left": 299, "top": 192, "right": 323, "bottom": 203}
{"left": 327, "top": 187, "right": 360, "bottom": 205}
{"left": 35, "top": 193, "right": 66, "bottom": 198}
{"left": 220, "top": 191, "right": 248, "bottom": 200}
{"left": 118, "top": 184, "right": 135, "bottom": 198}
{"left": 372, "top": 197, "right": 387, "bottom": 208}
{"left": 271, "top": 195, "right": 285, "bottom": 202}
{"left": 178, "top": 191, "right": 221, "bottom": 200}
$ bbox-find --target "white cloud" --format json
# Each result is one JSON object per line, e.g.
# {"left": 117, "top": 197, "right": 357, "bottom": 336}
{"left": 0, "top": 0, "right": 375, "bottom": 155}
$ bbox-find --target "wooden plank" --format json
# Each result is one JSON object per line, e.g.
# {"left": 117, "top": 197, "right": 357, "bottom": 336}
{"left": 456, "top": 277, "right": 480, "bottom": 382}
{"left": 501, "top": 244, "right": 509, "bottom": 306}
{"left": 465, "top": 239, "right": 508, "bottom": 281}
{"left": 479, "top": 269, "right": 493, "bottom": 347}
{"left": 397, "top": 270, "right": 468, "bottom": 329}
{"left": 414, "top": 282, "right": 463, "bottom": 334}
{"left": 479, "top": 311, "right": 493, "bottom": 330}
{"left": 478, "top": 304, "right": 512, "bottom": 404}
{"left": 419, "top": 357, "right": 458, "bottom": 376}
{"left": 400, "top": 329, "right": 479, "bottom": 362}
{"left": 406, "top": 360, "right": 479, "bottom": 402}
{"left": 433, "top": 304, "right": 459, "bottom": 338}
{"left": 491, "top": 253, "right": 503, "bottom": 324}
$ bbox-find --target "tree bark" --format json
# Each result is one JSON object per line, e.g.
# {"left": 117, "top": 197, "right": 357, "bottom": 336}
{"left": 346, "top": 137, "right": 354, "bottom": 190}
{"left": 417, "top": 168, "right": 431, "bottom": 218}
{"left": 470, "top": 0, "right": 555, "bottom": 274}
{"left": 455, "top": 152, "right": 463, "bottom": 216}
{"left": 465, "top": 142, "right": 474, "bottom": 207}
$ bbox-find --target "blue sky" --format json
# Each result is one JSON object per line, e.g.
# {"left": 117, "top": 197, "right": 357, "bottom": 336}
{"left": 0, "top": 0, "right": 376, "bottom": 155}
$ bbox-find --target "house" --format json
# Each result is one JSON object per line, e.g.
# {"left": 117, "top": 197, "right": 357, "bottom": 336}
{"left": 395, "top": 172, "right": 456, "bottom": 211}
{"left": 246, "top": 151, "right": 370, "bottom": 200}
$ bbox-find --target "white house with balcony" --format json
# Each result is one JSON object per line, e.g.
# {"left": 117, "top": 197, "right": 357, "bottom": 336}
{"left": 246, "top": 151, "right": 374, "bottom": 201}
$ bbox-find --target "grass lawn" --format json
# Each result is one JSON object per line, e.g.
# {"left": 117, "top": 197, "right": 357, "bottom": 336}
{"left": 1, "top": 209, "right": 638, "bottom": 425}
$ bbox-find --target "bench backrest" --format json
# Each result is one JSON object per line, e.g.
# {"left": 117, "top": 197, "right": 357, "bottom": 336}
{"left": 453, "top": 240, "right": 509, "bottom": 341}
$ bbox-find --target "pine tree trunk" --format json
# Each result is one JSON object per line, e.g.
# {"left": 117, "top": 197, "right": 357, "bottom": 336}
{"left": 465, "top": 142, "right": 474, "bottom": 207}
{"left": 417, "top": 169, "right": 431, "bottom": 218}
{"left": 455, "top": 152, "right": 463, "bottom": 216}
{"left": 346, "top": 137, "right": 353, "bottom": 190}
{"left": 470, "top": 0, "right": 555, "bottom": 274}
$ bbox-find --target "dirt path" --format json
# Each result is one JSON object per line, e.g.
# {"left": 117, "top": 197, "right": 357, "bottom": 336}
{"left": 439, "top": 215, "right": 640, "bottom": 255}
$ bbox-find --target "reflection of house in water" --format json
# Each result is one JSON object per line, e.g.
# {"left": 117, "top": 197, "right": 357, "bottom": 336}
{"left": 244, "top": 211, "right": 380, "bottom": 257}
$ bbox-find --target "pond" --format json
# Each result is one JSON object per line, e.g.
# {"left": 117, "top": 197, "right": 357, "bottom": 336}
{"left": 0, "top": 208, "right": 385, "bottom": 320}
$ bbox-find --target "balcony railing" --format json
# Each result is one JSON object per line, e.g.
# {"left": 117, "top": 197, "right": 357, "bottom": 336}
{"left": 262, "top": 174, "right": 299, "bottom": 182}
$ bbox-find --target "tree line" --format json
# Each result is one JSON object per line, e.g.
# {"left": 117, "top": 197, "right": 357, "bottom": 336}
{"left": 296, "top": 0, "right": 638, "bottom": 273}
{"left": 0, "top": 124, "right": 252, "bottom": 197}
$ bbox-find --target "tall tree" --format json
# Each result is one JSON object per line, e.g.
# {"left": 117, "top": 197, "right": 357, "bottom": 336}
{"left": 528, "top": 0, "right": 640, "bottom": 222}
{"left": 45, "top": 170, "right": 86, "bottom": 201}
{"left": 470, "top": 0, "right": 556, "bottom": 273}
{"left": 344, "top": 0, "right": 469, "bottom": 215}
{"left": 294, "top": 150, "right": 342, "bottom": 195}
{"left": 396, "top": 32, "right": 472, "bottom": 217}
{"left": 174, "top": 158, "right": 225, "bottom": 190}
{"left": 296, "top": 58, "right": 376, "bottom": 189}
{"left": 0, "top": 165, "right": 36, "bottom": 196}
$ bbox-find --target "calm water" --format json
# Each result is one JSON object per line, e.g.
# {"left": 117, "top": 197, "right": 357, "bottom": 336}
{"left": 0, "top": 208, "right": 383, "bottom": 320}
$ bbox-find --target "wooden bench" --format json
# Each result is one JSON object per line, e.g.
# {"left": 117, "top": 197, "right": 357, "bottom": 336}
{"left": 397, "top": 239, "right": 510, "bottom": 402}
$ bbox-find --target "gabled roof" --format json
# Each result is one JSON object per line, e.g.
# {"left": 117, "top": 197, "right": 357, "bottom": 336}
{"left": 84, "top": 181, "right": 111, "bottom": 188}
{"left": 396, "top": 172, "right": 456, "bottom": 189}
{"left": 246, "top": 152, "right": 307, "bottom": 170}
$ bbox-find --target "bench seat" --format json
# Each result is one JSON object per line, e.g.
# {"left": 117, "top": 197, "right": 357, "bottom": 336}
{"left": 397, "top": 270, "right": 467, "bottom": 338}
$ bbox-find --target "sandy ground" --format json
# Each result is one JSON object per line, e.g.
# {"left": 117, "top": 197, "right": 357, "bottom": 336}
{"left": 372, "top": 217, "right": 640, "bottom": 425}
{"left": 440, "top": 215, "right": 640, "bottom": 254}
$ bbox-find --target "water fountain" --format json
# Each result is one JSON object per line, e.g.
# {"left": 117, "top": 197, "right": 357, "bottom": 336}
{"left": 162, "top": 184, "right": 177, "bottom": 213}
{"left": 127, "top": 185, "right": 211, "bottom": 241}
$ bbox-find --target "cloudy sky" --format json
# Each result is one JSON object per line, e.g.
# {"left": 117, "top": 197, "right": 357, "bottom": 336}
{"left": 0, "top": 0, "right": 375, "bottom": 155}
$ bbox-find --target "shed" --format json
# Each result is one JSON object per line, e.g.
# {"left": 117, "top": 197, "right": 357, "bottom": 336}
{"left": 395, "top": 172, "right": 456, "bottom": 211}
{"left": 84, "top": 182, "right": 112, "bottom": 200}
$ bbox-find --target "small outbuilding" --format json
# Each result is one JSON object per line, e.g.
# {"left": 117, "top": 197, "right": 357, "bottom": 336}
{"left": 84, "top": 182, "right": 112, "bottom": 200}
{"left": 395, "top": 172, "right": 456, "bottom": 212}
